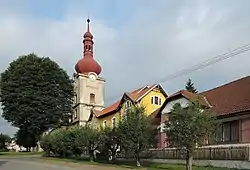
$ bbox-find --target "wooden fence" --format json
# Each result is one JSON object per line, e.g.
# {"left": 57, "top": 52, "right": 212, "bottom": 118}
{"left": 118, "top": 146, "right": 250, "bottom": 161}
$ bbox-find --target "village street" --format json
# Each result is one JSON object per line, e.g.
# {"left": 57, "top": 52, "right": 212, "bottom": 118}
{"left": 0, "top": 157, "right": 126, "bottom": 170}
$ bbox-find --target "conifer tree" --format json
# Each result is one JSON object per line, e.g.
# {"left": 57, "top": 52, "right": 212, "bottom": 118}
{"left": 185, "top": 78, "right": 198, "bottom": 93}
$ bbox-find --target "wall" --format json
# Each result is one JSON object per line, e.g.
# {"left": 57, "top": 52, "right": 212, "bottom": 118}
{"left": 140, "top": 88, "right": 166, "bottom": 116}
{"left": 157, "top": 97, "right": 190, "bottom": 148}
{"left": 161, "top": 97, "right": 190, "bottom": 114}
{"left": 72, "top": 73, "right": 105, "bottom": 125}
{"left": 97, "top": 111, "right": 121, "bottom": 128}
{"left": 241, "top": 117, "right": 250, "bottom": 143}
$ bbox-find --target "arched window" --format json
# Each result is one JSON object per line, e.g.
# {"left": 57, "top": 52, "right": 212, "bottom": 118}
{"left": 103, "top": 120, "right": 107, "bottom": 127}
{"left": 90, "top": 93, "right": 95, "bottom": 104}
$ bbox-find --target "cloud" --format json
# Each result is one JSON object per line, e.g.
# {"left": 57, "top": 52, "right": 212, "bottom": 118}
{"left": 1, "top": 0, "right": 250, "bottom": 135}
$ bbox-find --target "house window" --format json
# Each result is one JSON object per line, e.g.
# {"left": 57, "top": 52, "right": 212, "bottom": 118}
{"left": 125, "top": 100, "right": 132, "bottom": 109}
{"left": 124, "top": 100, "right": 132, "bottom": 116}
{"left": 216, "top": 120, "right": 239, "bottom": 143}
{"left": 103, "top": 120, "right": 107, "bottom": 127}
{"left": 112, "top": 117, "right": 116, "bottom": 128}
{"left": 90, "top": 93, "right": 95, "bottom": 104}
{"left": 155, "top": 96, "right": 159, "bottom": 105}
{"left": 151, "top": 96, "right": 162, "bottom": 105}
{"left": 151, "top": 97, "right": 154, "bottom": 104}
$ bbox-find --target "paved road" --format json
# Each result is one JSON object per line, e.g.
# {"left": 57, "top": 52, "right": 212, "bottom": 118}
{"left": 0, "top": 157, "right": 125, "bottom": 170}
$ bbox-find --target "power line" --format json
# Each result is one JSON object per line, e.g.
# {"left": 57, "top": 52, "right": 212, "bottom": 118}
{"left": 106, "top": 43, "right": 250, "bottom": 102}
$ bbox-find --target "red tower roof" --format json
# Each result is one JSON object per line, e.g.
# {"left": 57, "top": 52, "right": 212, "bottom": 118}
{"left": 75, "top": 18, "right": 102, "bottom": 75}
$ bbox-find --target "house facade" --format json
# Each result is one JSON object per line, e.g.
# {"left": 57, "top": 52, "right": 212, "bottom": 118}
{"left": 93, "top": 84, "right": 168, "bottom": 128}
{"left": 157, "top": 76, "right": 250, "bottom": 148}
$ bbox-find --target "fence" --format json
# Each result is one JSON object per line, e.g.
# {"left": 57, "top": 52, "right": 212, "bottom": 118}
{"left": 118, "top": 145, "right": 250, "bottom": 161}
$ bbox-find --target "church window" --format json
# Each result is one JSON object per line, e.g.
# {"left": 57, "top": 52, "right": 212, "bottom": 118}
{"left": 151, "top": 97, "right": 154, "bottom": 104}
{"left": 90, "top": 93, "right": 95, "bottom": 104}
{"left": 74, "top": 109, "right": 78, "bottom": 119}
{"left": 75, "top": 94, "right": 77, "bottom": 103}
{"left": 112, "top": 117, "right": 116, "bottom": 128}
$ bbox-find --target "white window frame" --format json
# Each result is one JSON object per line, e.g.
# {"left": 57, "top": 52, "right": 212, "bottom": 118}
{"left": 124, "top": 100, "right": 132, "bottom": 116}
{"left": 112, "top": 117, "right": 116, "bottom": 128}
{"left": 151, "top": 96, "right": 162, "bottom": 105}
{"left": 103, "top": 120, "right": 107, "bottom": 127}
{"left": 74, "top": 109, "right": 77, "bottom": 119}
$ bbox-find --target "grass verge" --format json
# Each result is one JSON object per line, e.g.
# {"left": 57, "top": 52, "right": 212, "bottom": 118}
{"left": 41, "top": 157, "right": 246, "bottom": 170}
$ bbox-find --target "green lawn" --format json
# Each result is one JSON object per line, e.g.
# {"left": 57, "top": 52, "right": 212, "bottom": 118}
{"left": 41, "top": 157, "right": 245, "bottom": 170}
{"left": 0, "top": 151, "right": 43, "bottom": 156}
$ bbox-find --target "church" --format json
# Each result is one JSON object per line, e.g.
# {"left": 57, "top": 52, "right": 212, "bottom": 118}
{"left": 72, "top": 18, "right": 105, "bottom": 126}
{"left": 71, "top": 19, "right": 168, "bottom": 128}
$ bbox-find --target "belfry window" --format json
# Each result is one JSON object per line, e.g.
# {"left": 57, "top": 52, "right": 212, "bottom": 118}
{"left": 90, "top": 93, "right": 95, "bottom": 104}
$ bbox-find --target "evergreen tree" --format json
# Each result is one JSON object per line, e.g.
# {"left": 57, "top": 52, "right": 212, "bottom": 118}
{"left": 185, "top": 78, "right": 198, "bottom": 93}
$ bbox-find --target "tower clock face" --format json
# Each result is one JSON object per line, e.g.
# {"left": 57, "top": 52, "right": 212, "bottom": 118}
{"left": 89, "top": 74, "right": 96, "bottom": 81}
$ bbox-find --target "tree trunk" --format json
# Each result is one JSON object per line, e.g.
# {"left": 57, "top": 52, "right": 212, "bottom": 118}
{"left": 136, "top": 154, "right": 141, "bottom": 167}
{"left": 89, "top": 151, "right": 94, "bottom": 162}
{"left": 186, "top": 151, "right": 193, "bottom": 170}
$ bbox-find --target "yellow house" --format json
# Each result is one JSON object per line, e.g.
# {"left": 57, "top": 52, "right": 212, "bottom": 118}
{"left": 92, "top": 84, "right": 168, "bottom": 128}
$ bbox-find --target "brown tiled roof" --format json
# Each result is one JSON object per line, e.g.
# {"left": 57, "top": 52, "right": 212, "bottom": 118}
{"left": 165, "top": 90, "right": 208, "bottom": 106}
{"left": 94, "top": 85, "right": 155, "bottom": 118}
{"left": 201, "top": 76, "right": 250, "bottom": 116}
{"left": 94, "top": 100, "right": 121, "bottom": 117}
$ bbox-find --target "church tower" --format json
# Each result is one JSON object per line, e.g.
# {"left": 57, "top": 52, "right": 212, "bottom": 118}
{"left": 72, "top": 18, "right": 105, "bottom": 126}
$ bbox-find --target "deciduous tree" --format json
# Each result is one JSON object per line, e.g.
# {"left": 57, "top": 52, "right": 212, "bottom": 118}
{"left": 118, "top": 106, "right": 154, "bottom": 167}
{"left": 0, "top": 133, "right": 11, "bottom": 151}
{"left": 77, "top": 124, "right": 103, "bottom": 162}
{"left": 100, "top": 126, "right": 121, "bottom": 161}
{"left": 164, "top": 102, "right": 218, "bottom": 170}
{"left": 0, "top": 53, "right": 74, "bottom": 144}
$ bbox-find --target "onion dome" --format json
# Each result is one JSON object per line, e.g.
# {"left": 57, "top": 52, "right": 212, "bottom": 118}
{"left": 75, "top": 18, "right": 102, "bottom": 75}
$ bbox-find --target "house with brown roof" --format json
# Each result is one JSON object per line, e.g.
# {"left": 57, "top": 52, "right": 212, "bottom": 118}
{"left": 92, "top": 84, "right": 168, "bottom": 129}
{"left": 157, "top": 76, "right": 250, "bottom": 148}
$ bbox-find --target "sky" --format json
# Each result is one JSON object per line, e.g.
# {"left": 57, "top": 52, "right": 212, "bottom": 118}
{"left": 1, "top": 0, "right": 250, "bottom": 136}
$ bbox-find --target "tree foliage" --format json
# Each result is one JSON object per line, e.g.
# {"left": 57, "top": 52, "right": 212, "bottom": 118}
{"left": 118, "top": 105, "right": 154, "bottom": 167}
{"left": 0, "top": 133, "right": 11, "bottom": 151}
{"left": 100, "top": 126, "right": 121, "bottom": 161}
{"left": 0, "top": 53, "right": 74, "bottom": 140}
{"left": 164, "top": 102, "right": 218, "bottom": 170}
{"left": 185, "top": 79, "right": 198, "bottom": 93}
{"left": 15, "top": 127, "right": 37, "bottom": 151}
{"left": 77, "top": 124, "right": 103, "bottom": 161}
{"left": 41, "top": 125, "right": 102, "bottom": 161}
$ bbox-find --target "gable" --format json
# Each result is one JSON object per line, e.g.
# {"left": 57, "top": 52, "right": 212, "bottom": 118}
{"left": 162, "top": 97, "right": 191, "bottom": 114}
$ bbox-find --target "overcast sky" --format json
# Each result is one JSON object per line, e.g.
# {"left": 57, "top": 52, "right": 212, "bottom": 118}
{"left": 1, "top": 0, "right": 250, "bottom": 136}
